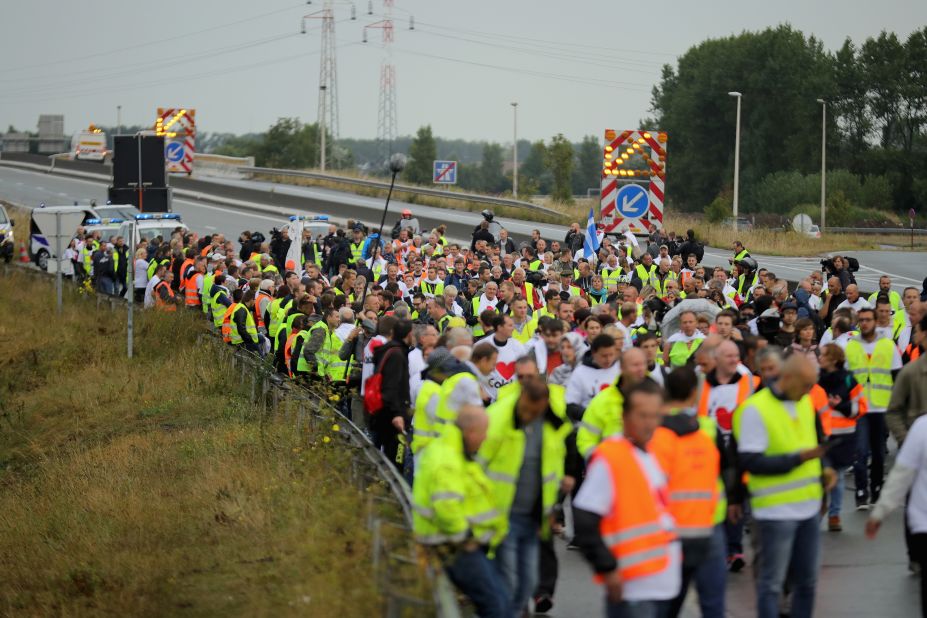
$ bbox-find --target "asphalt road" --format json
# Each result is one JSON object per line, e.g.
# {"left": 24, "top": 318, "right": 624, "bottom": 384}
{"left": 1, "top": 163, "right": 921, "bottom": 294}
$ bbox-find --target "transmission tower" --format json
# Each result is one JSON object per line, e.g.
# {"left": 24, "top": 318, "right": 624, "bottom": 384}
{"left": 302, "top": 2, "right": 356, "bottom": 171}
{"left": 365, "top": 0, "right": 399, "bottom": 167}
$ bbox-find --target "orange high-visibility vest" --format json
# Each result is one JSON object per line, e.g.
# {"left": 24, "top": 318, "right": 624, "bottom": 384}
{"left": 696, "top": 373, "right": 760, "bottom": 431}
{"left": 154, "top": 281, "right": 177, "bottom": 312}
{"left": 178, "top": 257, "right": 195, "bottom": 288}
{"left": 220, "top": 304, "right": 237, "bottom": 343}
{"left": 254, "top": 291, "right": 273, "bottom": 328}
{"left": 649, "top": 426, "right": 719, "bottom": 539}
{"left": 592, "top": 437, "right": 676, "bottom": 583}
{"left": 284, "top": 331, "right": 300, "bottom": 378}
{"left": 814, "top": 381, "right": 867, "bottom": 437}
{"left": 184, "top": 272, "right": 203, "bottom": 307}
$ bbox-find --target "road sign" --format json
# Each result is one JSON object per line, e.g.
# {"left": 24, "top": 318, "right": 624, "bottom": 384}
{"left": 600, "top": 129, "right": 668, "bottom": 235}
{"left": 155, "top": 107, "right": 196, "bottom": 174}
{"left": 433, "top": 160, "right": 457, "bottom": 184}
{"left": 615, "top": 184, "right": 648, "bottom": 218}
{"left": 165, "top": 141, "right": 184, "bottom": 164}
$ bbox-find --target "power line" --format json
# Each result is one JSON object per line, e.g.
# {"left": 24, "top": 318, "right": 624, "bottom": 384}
{"left": 0, "top": 2, "right": 310, "bottom": 76}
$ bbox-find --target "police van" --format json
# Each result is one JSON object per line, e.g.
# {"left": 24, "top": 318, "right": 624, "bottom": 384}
{"left": 29, "top": 205, "right": 98, "bottom": 270}
{"left": 118, "top": 213, "right": 189, "bottom": 247}
{"left": 83, "top": 217, "right": 125, "bottom": 243}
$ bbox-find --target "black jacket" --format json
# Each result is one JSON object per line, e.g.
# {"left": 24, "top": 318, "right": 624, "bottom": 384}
{"left": 373, "top": 339, "right": 411, "bottom": 421}
{"left": 471, "top": 227, "right": 495, "bottom": 250}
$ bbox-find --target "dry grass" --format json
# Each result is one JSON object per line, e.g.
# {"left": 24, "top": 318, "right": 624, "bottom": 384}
{"left": 666, "top": 213, "right": 927, "bottom": 256}
{"left": 0, "top": 270, "right": 392, "bottom": 616}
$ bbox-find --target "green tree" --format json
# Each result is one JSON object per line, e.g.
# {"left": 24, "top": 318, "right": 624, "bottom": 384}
{"left": 572, "top": 135, "right": 602, "bottom": 195}
{"left": 546, "top": 134, "right": 574, "bottom": 203}
{"left": 253, "top": 118, "right": 319, "bottom": 169}
{"left": 404, "top": 125, "right": 437, "bottom": 184}
{"left": 480, "top": 143, "right": 506, "bottom": 193}
{"left": 520, "top": 140, "right": 551, "bottom": 194}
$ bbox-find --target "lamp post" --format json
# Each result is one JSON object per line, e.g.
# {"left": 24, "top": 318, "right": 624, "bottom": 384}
{"left": 817, "top": 98, "right": 826, "bottom": 231}
{"left": 511, "top": 102, "right": 518, "bottom": 197}
{"left": 116, "top": 105, "right": 122, "bottom": 135}
{"left": 320, "top": 85, "right": 327, "bottom": 172}
{"left": 728, "top": 91, "right": 742, "bottom": 232}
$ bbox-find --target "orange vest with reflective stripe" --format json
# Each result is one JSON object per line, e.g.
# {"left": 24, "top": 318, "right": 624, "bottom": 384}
{"left": 184, "top": 272, "right": 203, "bottom": 306}
{"left": 178, "top": 258, "right": 195, "bottom": 287}
{"left": 696, "top": 373, "right": 760, "bottom": 432}
{"left": 593, "top": 437, "right": 675, "bottom": 583}
{"left": 154, "top": 281, "right": 176, "bottom": 312}
{"left": 220, "top": 304, "right": 237, "bottom": 343}
{"left": 254, "top": 291, "right": 272, "bottom": 328}
{"left": 284, "top": 331, "right": 300, "bottom": 378}
{"left": 815, "top": 381, "right": 867, "bottom": 437}
{"left": 649, "top": 426, "right": 719, "bottom": 539}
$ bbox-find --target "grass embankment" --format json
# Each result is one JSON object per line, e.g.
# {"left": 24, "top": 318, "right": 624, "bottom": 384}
{"left": 667, "top": 213, "right": 927, "bottom": 256}
{"left": 0, "top": 271, "right": 389, "bottom": 616}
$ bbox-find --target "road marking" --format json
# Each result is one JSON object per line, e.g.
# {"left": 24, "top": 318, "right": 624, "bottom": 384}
{"left": 204, "top": 225, "right": 217, "bottom": 231}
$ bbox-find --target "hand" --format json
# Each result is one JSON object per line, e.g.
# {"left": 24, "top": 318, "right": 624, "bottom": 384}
{"left": 827, "top": 394, "right": 842, "bottom": 408}
{"left": 391, "top": 416, "right": 406, "bottom": 433}
{"left": 349, "top": 326, "right": 362, "bottom": 340}
{"left": 462, "top": 539, "right": 481, "bottom": 552}
{"left": 727, "top": 504, "right": 743, "bottom": 524}
{"left": 822, "top": 467, "right": 838, "bottom": 492}
{"left": 798, "top": 445, "right": 827, "bottom": 462}
{"left": 549, "top": 517, "right": 564, "bottom": 536}
{"left": 561, "top": 475, "right": 576, "bottom": 494}
{"left": 865, "top": 518, "right": 881, "bottom": 539}
{"left": 603, "top": 570, "right": 623, "bottom": 604}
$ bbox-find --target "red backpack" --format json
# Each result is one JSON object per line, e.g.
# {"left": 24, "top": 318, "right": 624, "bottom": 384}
{"left": 363, "top": 346, "right": 400, "bottom": 416}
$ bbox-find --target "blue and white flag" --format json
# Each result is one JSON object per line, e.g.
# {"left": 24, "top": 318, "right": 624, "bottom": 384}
{"left": 582, "top": 208, "right": 600, "bottom": 261}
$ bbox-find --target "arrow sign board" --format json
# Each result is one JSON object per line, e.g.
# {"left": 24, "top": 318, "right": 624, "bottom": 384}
{"left": 165, "top": 141, "right": 184, "bottom": 164}
{"left": 433, "top": 160, "right": 457, "bottom": 184}
{"left": 615, "top": 184, "right": 648, "bottom": 218}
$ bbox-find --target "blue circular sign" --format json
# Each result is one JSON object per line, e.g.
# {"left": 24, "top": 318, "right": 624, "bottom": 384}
{"left": 615, "top": 184, "right": 648, "bottom": 218}
{"left": 165, "top": 142, "right": 184, "bottom": 163}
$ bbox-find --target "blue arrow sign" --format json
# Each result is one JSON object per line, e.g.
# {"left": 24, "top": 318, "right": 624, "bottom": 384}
{"left": 615, "top": 184, "right": 648, "bottom": 218}
{"left": 165, "top": 141, "right": 184, "bottom": 163}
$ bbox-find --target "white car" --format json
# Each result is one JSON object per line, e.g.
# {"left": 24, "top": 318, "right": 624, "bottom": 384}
{"left": 803, "top": 224, "right": 821, "bottom": 239}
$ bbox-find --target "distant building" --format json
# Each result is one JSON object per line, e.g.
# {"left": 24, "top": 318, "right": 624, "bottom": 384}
{"left": 37, "top": 114, "right": 67, "bottom": 154}
{"left": 1, "top": 132, "right": 30, "bottom": 153}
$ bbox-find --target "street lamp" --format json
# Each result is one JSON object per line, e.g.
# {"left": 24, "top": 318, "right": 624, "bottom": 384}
{"left": 728, "top": 91, "right": 742, "bottom": 232}
{"left": 511, "top": 102, "right": 518, "bottom": 197}
{"left": 320, "top": 85, "right": 327, "bottom": 172}
{"left": 817, "top": 98, "right": 826, "bottom": 231}
{"left": 116, "top": 105, "right": 122, "bottom": 135}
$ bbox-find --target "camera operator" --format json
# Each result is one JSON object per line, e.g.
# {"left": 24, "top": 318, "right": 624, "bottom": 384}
{"left": 269, "top": 227, "right": 290, "bottom": 270}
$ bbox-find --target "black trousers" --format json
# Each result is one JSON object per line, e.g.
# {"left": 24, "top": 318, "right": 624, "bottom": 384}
{"left": 536, "top": 537, "right": 558, "bottom": 597}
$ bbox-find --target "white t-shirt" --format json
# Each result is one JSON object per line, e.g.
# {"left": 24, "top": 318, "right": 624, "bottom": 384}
{"left": 408, "top": 347, "right": 426, "bottom": 404}
{"left": 566, "top": 362, "right": 621, "bottom": 408}
{"left": 737, "top": 399, "right": 821, "bottom": 521}
{"left": 144, "top": 274, "right": 160, "bottom": 308}
{"left": 485, "top": 337, "right": 527, "bottom": 390}
{"left": 574, "top": 440, "right": 681, "bottom": 602}
{"left": 134, "top": 258, "right": 149, "bottom": 288}
{"left": 836, "top": 297, "right": 872, "bottom": 312}
{"left": 360, "top": 335, "right": 387, "bottom": 396}
{"left": 896, "top": 416, "right": 927, "bottom": 534}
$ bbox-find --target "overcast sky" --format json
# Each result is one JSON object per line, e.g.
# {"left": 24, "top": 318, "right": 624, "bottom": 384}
{"left": 1, "top": 1, "right": 924, "bottom": 144}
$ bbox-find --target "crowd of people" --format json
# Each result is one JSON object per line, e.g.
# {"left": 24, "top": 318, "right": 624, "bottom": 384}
{"left": 70, "top": 209, "right": 927, "bottom": 618}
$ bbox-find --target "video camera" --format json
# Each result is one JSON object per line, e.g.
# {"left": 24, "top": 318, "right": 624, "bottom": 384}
{"left": 524, "top": 269, "right": 546, "bottom": 287}
{"left": 644, "top": 296, "right": 669, "bottom": 323}
{"left": 820, "top": 256, "right": 859, "bottom": 275}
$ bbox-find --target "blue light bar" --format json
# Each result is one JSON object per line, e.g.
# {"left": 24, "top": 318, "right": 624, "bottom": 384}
{"left": 288, "top": 215, "right": 329, "bottom": 222}
{"left": 135, "top": 213, "right": 181, "bottom": 220}
{"left": 85, "top": 218, "right": 100, "bottom": 225}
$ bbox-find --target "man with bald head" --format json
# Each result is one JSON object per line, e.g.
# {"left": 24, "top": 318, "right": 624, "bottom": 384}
{"left": 695, "top": 337, "right": 760, "bottom": 572}
{"left": 413, "top": 403, "right": 509, "bottom": 617}
{"left": 837, "top": 283, "right": 871, "bottom": 313}
{"left": 819, "top": 276, "right": 846, "bottom": 327}
{"left": 733, "top": 355, "right": 837, "bottom": 618}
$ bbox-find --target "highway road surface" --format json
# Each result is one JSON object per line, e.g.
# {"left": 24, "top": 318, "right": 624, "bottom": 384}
{"left": 1, "top": 164, "right": 922, "bottom": 295}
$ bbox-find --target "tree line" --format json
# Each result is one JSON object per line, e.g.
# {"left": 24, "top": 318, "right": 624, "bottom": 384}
{"left": 648, "top": 24, "right": 927, "bottom": 221}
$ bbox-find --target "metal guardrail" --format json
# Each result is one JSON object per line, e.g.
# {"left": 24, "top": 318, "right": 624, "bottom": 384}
{"left": 241, "top": 165, "right": 563, "bottom": 217}
{"left": 823, "top": 226, "right": 927, "bottom": 236}
{"left": 0, "top": 262, "right": 462, "bottom": 618}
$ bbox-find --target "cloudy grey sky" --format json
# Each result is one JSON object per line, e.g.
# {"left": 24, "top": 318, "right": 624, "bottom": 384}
{"left": 1, "top": 1, "right": 924, "bottom": 143}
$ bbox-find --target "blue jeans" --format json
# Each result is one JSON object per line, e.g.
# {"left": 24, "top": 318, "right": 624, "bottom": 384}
{"left": 754, "top": 516, "right": 820, "bottom": 618}
{"left": 693, "top": 524, "right": 727, "bottom": 617}
{"left": 446, "top": 547, "right": 510, "bottom": 618}
{"left": 97, "top": 276, "right": 115, "bottom": 296}
{"left": 606, "top": 599, "right": 670, "bottom": 618}
{"left": 853, "top": 413, "right": 887, "bottom": 500}
{"left": 725, "top": 515, "right": 744, "bottom": 555}
{"left": 494, "top": 512, "right": 539, "bottom": 616}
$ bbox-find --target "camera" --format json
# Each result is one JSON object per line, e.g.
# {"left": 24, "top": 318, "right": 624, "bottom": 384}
{"left": 524, "top": 269, "right": 546, "bottom": 286}
{"left": 644, "top": 296, "right": 669, "bottom": 322}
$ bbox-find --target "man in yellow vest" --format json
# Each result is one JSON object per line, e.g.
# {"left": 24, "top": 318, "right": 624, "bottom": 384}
{"left": 477, "top": 377, "right": 573, "bottom": 617}
{"left": 573, "top": 380, "right": 681, "bottom": 616}
{"left": 412, "top": 404, "right": 509, "bottom": 617}
{"left": 867, "top": 275, "right": 902, "bottom": 312}
{"left": 846, "top": 307, "right": 903, "bottom": 509}
{"left": 732, "top": 355, "right": 836, "bottom": 618}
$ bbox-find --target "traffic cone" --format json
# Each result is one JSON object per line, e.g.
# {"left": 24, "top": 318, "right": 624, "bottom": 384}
{"left": 18, "top": 242, "right": 29, "bottom": 263}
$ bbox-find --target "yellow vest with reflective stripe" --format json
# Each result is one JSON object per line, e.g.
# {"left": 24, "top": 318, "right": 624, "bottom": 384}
{"left": 577, "top": 385, "right": 623, "bottom": 459}
{"left": 732, "top": 389, "right": 822, "bottom": 511}
{"left": 413, "top": 424, "right": 507, "bottom": 548}
{"left": 844, "top": 338, "right": 895, "bottom": 409}
{"left": 412, "top": 380, "right": 443, "bottom": 454}
{"left": 228, "top": 304, "right": 258, "bottom": 346}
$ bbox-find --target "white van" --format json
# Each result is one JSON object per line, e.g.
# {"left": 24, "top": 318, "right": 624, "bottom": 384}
{"left": 118, "top": 213, "right": 189, "bottom": 247}
{"left": 29, "top": 205, "right": 98, "bottom": 270}
{"left": 70, "top": 126, "right": 108, "bottom": 162}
